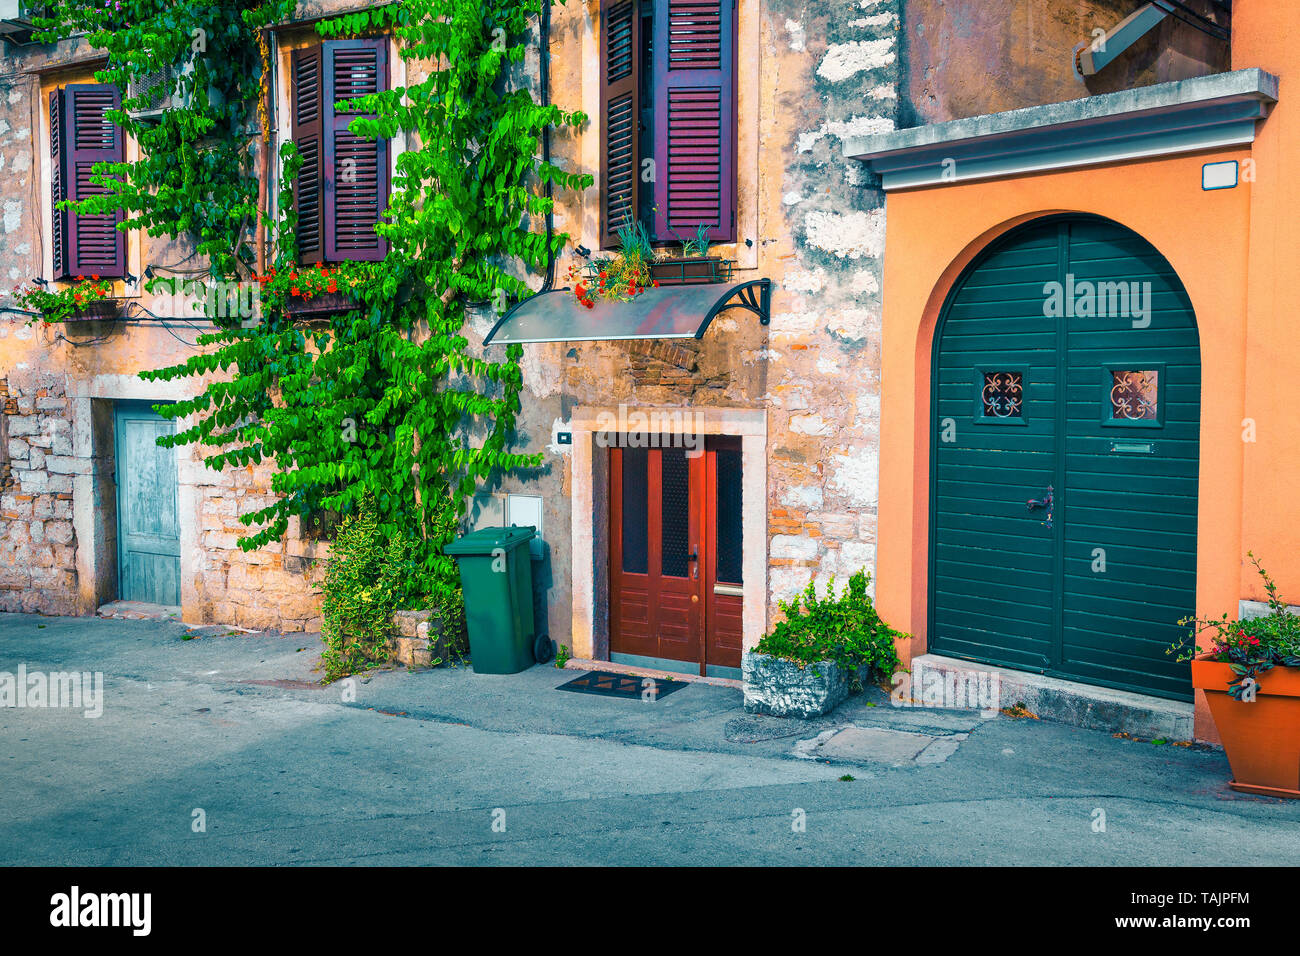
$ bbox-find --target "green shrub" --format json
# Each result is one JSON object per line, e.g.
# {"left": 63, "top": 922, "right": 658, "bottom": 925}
{"left": 320, "top": 501, "right": 405, "bottom": 682}
{"left": 320, "top": 494, "right": 474, "bottom": 679}
{"left": 430, "top": 583, "right": 469, "bottom": 666}
{"left": 755, "top": 570, "right": 905, "bottom": 688}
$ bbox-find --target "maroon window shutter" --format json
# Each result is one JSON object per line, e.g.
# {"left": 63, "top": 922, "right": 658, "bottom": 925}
{"left": 600, "top": 0, "right": 639, "bottom": 248}
{"left": 651, "top": 0, "right": 736, "bottom": 243}
{"left": 53, "top": 84, "right": 126, "bottom": 279}
{"left": 291, "top": 45, "right": 326, "bottom": 265}
{"left": 322, "top": 38, "right": 389, "bottom": 263}
{"left": 49, "top": 89, "right": 69, "bottom": 279}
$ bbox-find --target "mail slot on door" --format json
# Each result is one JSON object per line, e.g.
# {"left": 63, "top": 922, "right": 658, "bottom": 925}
{"left": 1110, "top": 441, "right": 1154, "bottom": 454}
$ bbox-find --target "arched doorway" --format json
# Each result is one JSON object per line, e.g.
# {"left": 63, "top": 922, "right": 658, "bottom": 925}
{"left": 928, "top": 216, "right": 1200, "bottom": 701}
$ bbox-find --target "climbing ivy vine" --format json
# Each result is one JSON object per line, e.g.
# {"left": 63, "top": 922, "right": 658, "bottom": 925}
{"left": 38, "top": 0, "right": 590, "bottom": 605}
{"left": 34, "top": 0, "right": 295, "bottom": 273}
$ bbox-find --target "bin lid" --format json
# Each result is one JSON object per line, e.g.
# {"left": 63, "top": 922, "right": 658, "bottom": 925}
{"left": 443, "top": 525, "right": 537, "bottom": 555}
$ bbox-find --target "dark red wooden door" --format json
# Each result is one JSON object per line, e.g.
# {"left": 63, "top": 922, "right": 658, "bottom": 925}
{"left": 610, "top": 438, "right": 743, "bottom": 674}
{"left": 703, "top": 438, "right": 743, "bottom": 669}
{"left": 610, "top": 445, "right": 703, "bottom": 666}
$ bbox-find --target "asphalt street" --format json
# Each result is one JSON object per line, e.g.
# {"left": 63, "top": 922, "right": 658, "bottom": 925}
{"left": 1, "top": 613, "right": 1296, "bottom": 865}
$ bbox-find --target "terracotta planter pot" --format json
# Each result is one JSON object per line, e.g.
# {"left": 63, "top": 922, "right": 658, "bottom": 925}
{"left": 1191, "top": 656, "right": 1300, "bottom": 798}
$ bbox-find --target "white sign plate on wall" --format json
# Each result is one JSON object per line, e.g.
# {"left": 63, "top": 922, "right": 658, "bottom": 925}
{"left": 506, "top": 493, "right": 543, "bottom": 536}
{"left": 1202, "top": 160, "right": 1239, "bottom": 191}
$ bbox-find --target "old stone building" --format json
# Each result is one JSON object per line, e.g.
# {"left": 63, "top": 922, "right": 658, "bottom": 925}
{"left": 3, "top": 0, "right": 1295, "bottom": 744}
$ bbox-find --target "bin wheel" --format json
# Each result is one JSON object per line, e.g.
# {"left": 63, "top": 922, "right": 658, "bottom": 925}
{"left": 534, "top": 633, "right": 555, "bottom": 664}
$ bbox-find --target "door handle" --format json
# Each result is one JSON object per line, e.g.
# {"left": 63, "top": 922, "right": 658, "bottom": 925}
{"left": 687, "top": 551, "right": 698, "bottom": 580}
{"left": 1026, "top": 485, "right": 1054, "bottom": 528}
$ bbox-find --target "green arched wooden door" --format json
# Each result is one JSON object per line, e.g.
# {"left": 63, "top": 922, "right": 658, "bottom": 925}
{"left": 929, "top": 216, "right": 1200, "bottom": 701}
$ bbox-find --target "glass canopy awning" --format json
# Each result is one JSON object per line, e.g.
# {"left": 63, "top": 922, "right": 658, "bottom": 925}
{"left": 483, "top": 278, "right": 772, "bottom": 345}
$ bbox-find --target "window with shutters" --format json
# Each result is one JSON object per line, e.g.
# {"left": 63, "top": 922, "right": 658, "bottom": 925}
{"left": 289, "top": 38, "right": 391, "bottom": 265}
{"left": 600, "top": 0, "right": 737, "bottom": 249}
{"left": 48, "top": 84, "right": 127, "bottom": 280}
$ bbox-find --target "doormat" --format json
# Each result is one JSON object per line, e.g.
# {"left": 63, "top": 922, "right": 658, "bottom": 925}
{"left": 557, "top": 670, "right": 689, "bottom": 700}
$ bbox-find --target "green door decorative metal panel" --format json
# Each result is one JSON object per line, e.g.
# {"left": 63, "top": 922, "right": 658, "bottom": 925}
{"left": 115, "top": 402, "right": 181, "bottom": 606}
{"left": 929, "top": 217, "right": 1200, "bottom": 701}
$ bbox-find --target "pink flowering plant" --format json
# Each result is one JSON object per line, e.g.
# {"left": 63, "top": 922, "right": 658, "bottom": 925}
{"left": 1171, "top": 552, "right": 1300, "bottom": 697}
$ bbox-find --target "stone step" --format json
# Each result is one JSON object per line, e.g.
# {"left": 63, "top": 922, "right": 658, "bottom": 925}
{"left": 908, "top": 654, "right": 1195, "bottom": 741}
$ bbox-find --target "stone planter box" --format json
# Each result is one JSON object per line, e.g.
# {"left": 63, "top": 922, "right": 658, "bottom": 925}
{"left": 387, "top": 609, "right": 459, "bottom": 668}
{"left": 743, "top": 650, "right": 852, "bottom": 718}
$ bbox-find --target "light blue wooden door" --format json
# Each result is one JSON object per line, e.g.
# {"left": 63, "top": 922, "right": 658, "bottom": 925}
{"left": 115, "top": 402, "right": 180, "bottom": 605}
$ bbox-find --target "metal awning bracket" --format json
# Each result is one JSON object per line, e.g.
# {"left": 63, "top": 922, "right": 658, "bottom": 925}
{"left": 701, "top": 278, "right": 771, "bottom": 335}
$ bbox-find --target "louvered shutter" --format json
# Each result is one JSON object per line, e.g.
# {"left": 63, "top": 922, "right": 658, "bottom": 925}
{"left": 600, "top": 0, "right": 640, "bottom": 248}
{"left": 290, "top": 45, "right": 325, "bottom": 264}
{"left": 651, "top": 0, "right": 736, "bottom": 243}
{"left": 51, "top": 85, "right": 125, "bottom": 279}
{"left": 322, "top": 39, "right": 389, "bottom": 262}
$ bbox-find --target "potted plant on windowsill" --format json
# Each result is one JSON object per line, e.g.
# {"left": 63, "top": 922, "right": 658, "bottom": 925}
{"left": 1174, "top": 553, "right": 1300, "bottom": 798}
{"left": 11, "top": 276, "right": 122, "bottom": 322}
{"left": 573, "top": 220, "right": 659, "bottom": 308}
{"left": 649, "top": 223, "right": 733, "bottom": 286}
{"left": 743, "top": 570, "right": 905, "bottom": 718}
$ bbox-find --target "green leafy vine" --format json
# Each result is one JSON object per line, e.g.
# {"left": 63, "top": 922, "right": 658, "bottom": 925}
{"left": 37, "top": 0, "right": 591, "bottom": 609}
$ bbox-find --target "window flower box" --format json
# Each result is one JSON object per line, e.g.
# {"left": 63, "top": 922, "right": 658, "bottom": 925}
{"left": 283, "top": 290, "right": 360, "bottom": 318}
{"left": 648, "top": 256, "right": 734, "bottom": 286}
{"left": 10, "top": 277, "right": 122, "bottom": 323}
{"left": 64, "top": 297, "right": 123, "bottom": 322}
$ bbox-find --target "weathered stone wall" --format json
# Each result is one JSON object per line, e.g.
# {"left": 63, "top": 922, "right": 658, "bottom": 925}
{"left": 760, "top": 0, "right": 898, "bottom": 607}
{"left": 190, "top": 465, "right": 327, "bottom": 633}
{"left": 1, "top": 0, "right": 900, "bottom": 638}
{"left": 461, "top": 0, "right": 903, "bottom": 654}
{"left": 0, "top": 4, "right": 368, "bottom": 629}
{"left": 0, "top": 369, "right": 79, "bottom": 614}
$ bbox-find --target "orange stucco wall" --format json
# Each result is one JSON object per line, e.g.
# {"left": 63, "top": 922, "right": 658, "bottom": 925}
{"left": 1232, "top": 3, "right": 1300, "bottom": 605}
{"left": 878, "top": 3, "right": 1300, "bottom": 744}
{"left": 875, "top": 150, "right": 1260, "bottom": 742}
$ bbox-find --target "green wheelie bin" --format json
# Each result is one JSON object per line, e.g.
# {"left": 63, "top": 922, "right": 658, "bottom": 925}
{"left": 443, "top": 526, "right": 537, "bottom": 674}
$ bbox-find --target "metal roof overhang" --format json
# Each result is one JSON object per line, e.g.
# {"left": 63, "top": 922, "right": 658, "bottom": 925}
{"left": 844, "top": 68, "right": 1278, "bottom": 190}
{"left": 483, "top": 278, "right": 772, "bottom": 345}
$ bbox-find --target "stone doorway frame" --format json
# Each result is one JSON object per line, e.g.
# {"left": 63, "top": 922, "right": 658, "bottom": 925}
{"left": 567, "top": 405, "right": 767, "bottom": 662}
{"left": 68, "top": 374, "right": 196, "bottom": 616}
